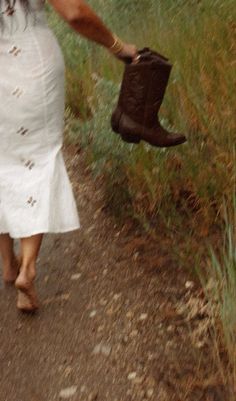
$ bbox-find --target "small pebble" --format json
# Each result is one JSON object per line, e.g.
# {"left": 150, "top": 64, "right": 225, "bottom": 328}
{"left": 106, "top": 308, "right": 114, "bottom": 316}
{"left": 126, "top": 311, "right": 133, "bottom": 319}
{"left": 71, "top": 273, "right": 81, "bottom": 281}
{"left": 128, "top": 372, "right": 137, "bottom": 380}
{"left": 99, "top": 298, "right": 107, "bottom": 306}
{"left": 101, "top": 344, "right": 112, "bottom": 356}
{"left": 167, "top": 325, "right": 174, "bottom": 333}
{"left": 97, "top": 325, "right": 104, "bottom": 332}
{"left": 146, "top": 388, "right": 154, "bottom": 398}
{"left": 92, "top": 343, "right": 111, "bottom": 356}
{"left": 122, "top": 335, "right": 129, "bottom": 344}
{"left": 185, "top": 281, "right": 194, "bottom": 289}
{"left": 80, "top": 385, "right": 86, "bottom": 393}
{"left": 64, "top": 366, "right": 72, "bottom": 378}
{"left": 86, "top": 226, "right": 94, "bottom": 234}
{"left": 195, "top": 340, "right": 205, "bottom": 349}
{"left": 59, "top": 386, "right": 77, "bottom": 399}
{"left": 139, "top": 313, "right": 148, "bottom": 321}
{"left": 60, "top": 293, "right": 70, "bottom": 301}
{"left": 89, "top": 310, "right": 97, "bottom": 318}
{"left": 88, "top": 391, "right": 99, "bottom": 401}
{"left": 133, "top": 252, "right": 139, "bottom": 260}
{"left": 92, "top": 344, "right": 101, "bottom": 355}
{"left": 113, "top": 293, "right": 121, "bottom": 301}
{"left": 130, "top": 330, "right": 138, "bottom": 338}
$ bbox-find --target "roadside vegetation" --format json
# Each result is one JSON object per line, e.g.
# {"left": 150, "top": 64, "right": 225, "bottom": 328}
{"left": 46, "top": 0, "right": 236, "bottom": 395}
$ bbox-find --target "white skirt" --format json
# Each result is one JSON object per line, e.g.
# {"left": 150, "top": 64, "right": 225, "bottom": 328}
{"left": 0, "top": 24, "right": 80, "bottom": 238}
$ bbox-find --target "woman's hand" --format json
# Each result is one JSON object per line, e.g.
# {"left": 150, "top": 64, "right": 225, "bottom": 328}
{"left": 115, "top": 42, "right": 138, "bottom": 64}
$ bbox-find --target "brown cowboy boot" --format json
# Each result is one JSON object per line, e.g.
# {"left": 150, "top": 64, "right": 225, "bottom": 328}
{"left": 111, "top": 48, "right": 186, "bottom": 147}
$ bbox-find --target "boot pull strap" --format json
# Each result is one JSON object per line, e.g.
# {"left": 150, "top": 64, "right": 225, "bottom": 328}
{"left": 122, "top": 48, "right": 170, "bottom": 65}
{"left": 138, "top": 48, "right": 170, "bottom": 62}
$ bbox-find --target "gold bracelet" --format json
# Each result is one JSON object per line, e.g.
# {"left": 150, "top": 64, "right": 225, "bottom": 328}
{"left": 109, "top": 34, "right": 124, "bottom": 55}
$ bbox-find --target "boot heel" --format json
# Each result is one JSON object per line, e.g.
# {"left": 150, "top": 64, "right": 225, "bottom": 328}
{"left": 111, "top": 109, "right": 121, "bottom": 134}
{"left": 111, "top": 109, "right": 140, "bottom": 143}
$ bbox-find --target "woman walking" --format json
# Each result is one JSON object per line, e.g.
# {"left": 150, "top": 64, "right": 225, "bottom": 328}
{"left": 0, "top": 0, "right": 137, "bottom": 312}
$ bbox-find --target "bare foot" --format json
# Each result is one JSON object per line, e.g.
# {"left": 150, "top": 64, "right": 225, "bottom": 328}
{"left": 15, "top": 269, "right": 39, "bottom": 312}
{"left": 3, "top": 255, "right": 21, "bottom": 284}
{"left": 17, "top": 288, "right": 39, "bottom": 313}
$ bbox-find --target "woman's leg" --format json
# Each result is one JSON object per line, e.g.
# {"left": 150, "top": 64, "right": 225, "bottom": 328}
{"left": 0, "top": 234, "right": 20, "bottom": 283}
{"left": 15, "top": 233, "right": 44, "bottom": 311}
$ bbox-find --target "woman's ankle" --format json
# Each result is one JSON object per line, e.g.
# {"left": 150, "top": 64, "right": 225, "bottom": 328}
{"left": 18, "top": 263, "right": 36, "bottom": 282}
{"left": 2, "top": 254, "right": 19, "bottom": 282}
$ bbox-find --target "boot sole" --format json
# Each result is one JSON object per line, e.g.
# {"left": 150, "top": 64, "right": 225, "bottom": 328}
{"left": 112, "top": 110, "right": 187, "bottom": 148}
{"left": 121, "top": 132, "right": 141, "bottom": 144}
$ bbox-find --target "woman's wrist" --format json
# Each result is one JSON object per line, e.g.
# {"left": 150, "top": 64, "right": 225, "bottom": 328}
{"left": 108, "top": 34, "right": 124, "bottom": 55}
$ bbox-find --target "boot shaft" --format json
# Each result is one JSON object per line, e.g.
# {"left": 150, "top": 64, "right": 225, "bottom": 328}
{"left": 117, "top": 49, "right": 172, "bottom": 127}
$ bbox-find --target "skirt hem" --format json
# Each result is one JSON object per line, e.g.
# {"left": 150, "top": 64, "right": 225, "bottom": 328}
{"left": 0, "top": 224, "right": 81, "bottom": 239}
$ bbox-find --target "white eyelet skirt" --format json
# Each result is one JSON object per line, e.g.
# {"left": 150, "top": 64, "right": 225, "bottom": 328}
{"left": 0, "top": 26, "right": 80, "bottom": 238}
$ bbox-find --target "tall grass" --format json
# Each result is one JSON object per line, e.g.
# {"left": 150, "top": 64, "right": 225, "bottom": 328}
{"left": 198, "top": 197, "right": 236, "bottom": 397}
{"left": 46, "top": 0, "right": 235, "bottom": 240}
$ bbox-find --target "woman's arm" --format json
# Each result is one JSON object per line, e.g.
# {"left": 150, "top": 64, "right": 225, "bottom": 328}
{"left": 47, "top": 0, "right": 137, "bottom": 61}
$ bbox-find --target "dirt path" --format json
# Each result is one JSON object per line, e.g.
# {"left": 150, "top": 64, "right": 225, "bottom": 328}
{"left": 0, "top": 145, "right": 222, "bottom": 401}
